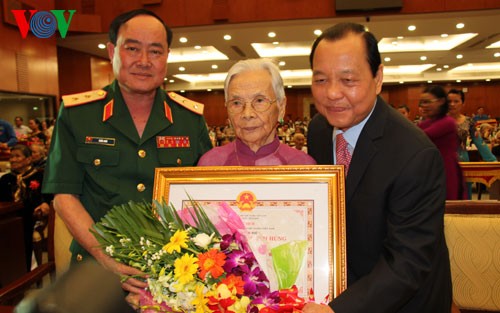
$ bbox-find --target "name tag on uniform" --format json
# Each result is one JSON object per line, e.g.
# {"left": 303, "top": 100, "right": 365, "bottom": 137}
{"left": 85, "top": 136, "right": 116, "bottom": 146}
{"left": 156, "top": 136, "right": 190, "bottom": 148}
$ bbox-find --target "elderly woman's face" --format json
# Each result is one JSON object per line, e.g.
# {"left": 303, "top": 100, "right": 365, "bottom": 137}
{"left": 227, "top": 69, "right": 284, "bottom": 152}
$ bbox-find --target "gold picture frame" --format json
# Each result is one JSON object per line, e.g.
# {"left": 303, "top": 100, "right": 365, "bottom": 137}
{"left": 153, "top": 165, "right": 347, "bottom": 299}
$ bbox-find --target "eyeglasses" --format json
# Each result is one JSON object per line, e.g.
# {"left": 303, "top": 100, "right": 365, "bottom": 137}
{"left": 419, "top": 98, "right": 441, "bottom": 106}
{"left": 226, "top": 96, "right": 277, "bottom": 114}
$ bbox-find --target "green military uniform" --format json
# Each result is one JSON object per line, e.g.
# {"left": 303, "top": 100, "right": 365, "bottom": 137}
{"left": 43, "top": 80, "right": 212, "bottom": 262}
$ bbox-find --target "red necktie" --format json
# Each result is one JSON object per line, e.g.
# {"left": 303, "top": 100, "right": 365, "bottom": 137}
{"left": 336, "top": 133, "right": 351, "bottom": 174}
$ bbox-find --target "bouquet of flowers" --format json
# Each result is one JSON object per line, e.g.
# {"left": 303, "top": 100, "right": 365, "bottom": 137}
{"left": 91, "top": 199, "right": 307, "bottom": 313}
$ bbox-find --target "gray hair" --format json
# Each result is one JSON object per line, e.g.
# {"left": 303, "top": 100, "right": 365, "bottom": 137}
{"left": 224, "top": 58, "right": 285, "bottom": 102}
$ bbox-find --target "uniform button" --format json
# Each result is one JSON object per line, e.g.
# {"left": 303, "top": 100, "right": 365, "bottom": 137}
{"left": 138, "top": 150, "right": 146, "bottom": 158}
{"left": 177, "top": 158, "right": 182, "bottom": 165}
{"left": 93, "top": 158, "right": 101, "bottom": 166}
{"left": 76, "top": 254, "right": 83, "bottom": 262}
{"left": 137, "top": 183, "right": 146, "bottom": 192}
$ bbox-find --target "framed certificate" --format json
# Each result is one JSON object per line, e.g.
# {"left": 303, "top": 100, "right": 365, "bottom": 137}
{"left": 153, "top": 165, "right": 346, "bottom": 300}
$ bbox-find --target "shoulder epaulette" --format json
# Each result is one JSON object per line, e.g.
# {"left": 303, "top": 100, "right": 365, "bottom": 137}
{"left": 168, "top": 92, "right": 204, "bottom": 115}
{"left": 62, "top": 90, "right": 107, "bottom": 107}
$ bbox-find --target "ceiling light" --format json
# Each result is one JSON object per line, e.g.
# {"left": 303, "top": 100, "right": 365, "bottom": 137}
{"left": 287, "top": 86, "right": 292, "bottom": 88}
{"left": 384, "top": 57, "right": 391, "bottom": 62}
{"left": 456, "top": 80, "right": 461, "bottom": 83}
{"left": 278, "top": 61, "right": 286, "bottom": 66}
{"left": 427, "top": 80, "right": 433, "bottom": 83}
{"left": 494, "top": 52, "right": 500, "bottom": 57}
{"left": 436, "top": 68, "right": 442, "bottom": 71}
{"left": 252, "top": 42, "right": 311, "bottom": 57}
{"left": 314, "top": 29, "right": 322, "bottom": 36}
{"left": 420, "top": 56, "right": 427, "bottom": 61}
{"left": 179, "top": 37, "right": 188, "bottom": 43}
{"left": 194, "top": 45, "right": 201, "bottom": 49}
{"left": 408, "top": 25, "right": 416, "bottom": 31}
{"left": 211, "top": 64, "right": 218, "bottom": 69}
{"left": 441, "top": 34, "right": 448, "bottom": 38}
{"left": 486, "top": 79, "right": 491, "bottom": 82}
{"left": 397, "top": 36, "right": 404, "bottom": 39}
{"left": 223, "top": 34, "right": 231, "bottom": 40}
{"left": 180, "top": 90, "right": 185, "bottom": 93}
{"left": 169, "top": 46, "right": 228, "bottom": 63}
{"left": 169, "top": 79, "right": 175, "bottom": 83}
{"left": 179, "top": 66, "right": 186, "bottom": 71}
{"left": 207, "top": 89, "right": 212, "bottom": 92}
{"left": 383, "top": 64, "right": 435, "bottom": 75}
{"left": 399, "top": 81, "right": 404, "bottom": 84}
{"left": 456, "top": 23, "right": 465, "bottom": 29}
{"left": 279, "top": 69, "right": 313, "bottom": 79}
{"left": 268, "top": 32, "right": 276, "bottom": 38}
{"left": 97, "top": 43, "right": 106, "bottom": 49}
{"left": 174, "top": 72, "right": 228, "bottom": 83}
{"left": 163, "top": 77, "right": 167, "bottom": 81}
{"left": 456, "top": 54, "right": 463, "bottom": 59}
{"left": 487, "top": 41, "right": 500, "bottom": 49}
{"left": 443, "top": 65, "right": 450, "bottom": 68}
{"left": 449, "top": 62, "right": 500, "bottom": 73}
{"left": 378, "top": 33, "right": 477, "bottom": 53}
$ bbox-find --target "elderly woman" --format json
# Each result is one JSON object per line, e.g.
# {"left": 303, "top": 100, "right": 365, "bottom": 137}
{"left": 418, "top": 85, "right": 465, "bottom": 200}
{"left": 198, "top": 59, "right": 316, "bottom": 166}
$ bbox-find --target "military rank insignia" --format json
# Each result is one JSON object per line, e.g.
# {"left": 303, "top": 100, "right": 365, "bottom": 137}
{"left": 156, "top": 136, "right": 190, "bottom": 148}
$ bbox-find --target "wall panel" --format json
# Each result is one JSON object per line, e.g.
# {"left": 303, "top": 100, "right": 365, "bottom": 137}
{"left": 57, "top": 47, "right": 92, "bottom": 96}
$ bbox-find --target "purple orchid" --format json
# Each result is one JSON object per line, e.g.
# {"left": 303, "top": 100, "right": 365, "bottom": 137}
{"left": 250, "top": 284, "right": 280, "bottom": 310}
{"left": 243, "top": 266, "right": 269, "bottom": 296}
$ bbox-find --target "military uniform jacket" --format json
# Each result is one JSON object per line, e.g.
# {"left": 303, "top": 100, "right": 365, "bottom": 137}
{"left": 43, "top": 81, "right": 212, "bottom": 251}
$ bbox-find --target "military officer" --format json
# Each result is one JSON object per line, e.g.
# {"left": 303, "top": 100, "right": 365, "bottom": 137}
{"left": 43, "top": 9, "right": 212, "bottom": 296}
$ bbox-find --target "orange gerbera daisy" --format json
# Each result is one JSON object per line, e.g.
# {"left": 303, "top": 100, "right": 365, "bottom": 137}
{"left": 198, "top": 248, "right": 226, "bottom": 280}
{"left": 220, "top": 274, "right": 245, "bottom": 295}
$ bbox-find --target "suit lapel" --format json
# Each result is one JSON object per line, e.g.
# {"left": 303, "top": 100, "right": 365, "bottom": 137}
{"left": 345, "top": 96, "right": 388, "bottom": 203}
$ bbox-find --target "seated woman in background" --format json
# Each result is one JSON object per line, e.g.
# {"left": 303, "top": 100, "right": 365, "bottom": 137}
{"left": 0, "top": 144, "right": 52, "bottom": 270}
{"left": 418, "top": 85, "right": 466, "bottom": 200}
{"left": 30, "top": 143, "right": 48, "bottom": 170}
{"left": 27, "top": 118, "right": 47, "bottom": 146}
{"left": 198, "top": 58, "right": 316, "bottom": 166}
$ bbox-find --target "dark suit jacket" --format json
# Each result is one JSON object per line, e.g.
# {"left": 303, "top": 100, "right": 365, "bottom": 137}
{"left": 307, "top": 97, "right": 452, "bottom": 313}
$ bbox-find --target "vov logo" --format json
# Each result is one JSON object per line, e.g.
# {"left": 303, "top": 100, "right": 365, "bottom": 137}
{"left": 11, "top": 10, "right": 76, "bottom": 39}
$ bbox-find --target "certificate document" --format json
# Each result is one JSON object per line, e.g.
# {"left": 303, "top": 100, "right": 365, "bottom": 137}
{"left": 153, "top": 165, "right": 346, "bottom": 299}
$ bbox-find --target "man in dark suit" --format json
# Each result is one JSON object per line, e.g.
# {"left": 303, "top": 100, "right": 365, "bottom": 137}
{"left": 303, "top": 23, "right": 452, "bottom": 313}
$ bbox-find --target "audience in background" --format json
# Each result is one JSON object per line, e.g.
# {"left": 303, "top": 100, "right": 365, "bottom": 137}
{"left": 0, "top": 118, "right": 17, "bottom": 155}
{"left": 472, "top": 106, "right": 490, "bottom": 122}
{"left": 292, "top": 132, "right": 307, "bottom": 153}
{"left": 13, "top": 116, "right": 32, "bottom": 139}
{"left": 447, "top": 88, "right": 497, "bottom": 199}
{"left": 0, "top": 144, "right": 51, "bottom": 270}
{"left": 30, "top": 143, "right": 48, "bottom": 170}
{"left": 27, "top": 118, "right": 47, "bottom": 145}
{"left": 397, "top": 104, "right": 411, "bottom": 121}
{"left": 418, "top": 85, "right": 466, "bottom": 200}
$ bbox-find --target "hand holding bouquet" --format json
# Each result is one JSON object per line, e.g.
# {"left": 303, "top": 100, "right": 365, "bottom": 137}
{"left": 92, "top": 200, "right": 285, "bottom": 312}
